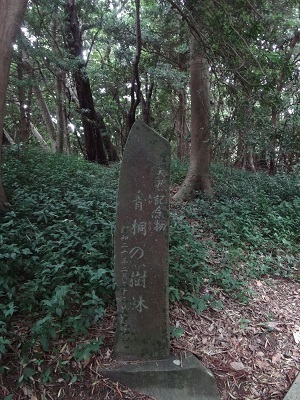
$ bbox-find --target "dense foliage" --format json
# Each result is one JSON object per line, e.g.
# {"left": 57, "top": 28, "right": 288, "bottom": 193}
{"left": 0, "top": 148, "right": 299, "bottom": 371}
{"left": 2, "top": 0, "right": 299, "bottom": 170}
{"left": 0, "top": 0, "right": 299, "bottom": 389}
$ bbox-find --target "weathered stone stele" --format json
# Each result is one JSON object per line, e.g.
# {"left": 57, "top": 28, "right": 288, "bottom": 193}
{"left": 114, "top": 120, "right": 171, "bottom": 360}
{"left": 102, "top": 121, "right": 220, "bottom": 399}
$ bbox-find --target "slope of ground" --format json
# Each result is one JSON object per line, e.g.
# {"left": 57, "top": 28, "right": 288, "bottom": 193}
{"left": 2, "top": 276, "right": 299, "bottom": 400}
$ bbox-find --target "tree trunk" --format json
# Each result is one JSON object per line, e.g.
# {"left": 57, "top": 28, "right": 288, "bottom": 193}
{"left": 3, "top": 129, "right": 15, "bottom": 145}
{"left": 174, "top": 50, "right": 189, "bottom": 161}
{"left": 269, "top": 31, "right": 300, "bottom": 175}
{"left": 65, "top": 0, "right": 108, "bottom": 164}
{"left": 95, "top": 113, "right": 119, "bottom": 162}
{"left": 0, "top": 0, "right": 28, "bottom": 209}
{"left": 33, "top": 84, "right": 58, "bottom": 152}
{"left": 141, "top": 72, "right": 154, "bottom": 126}
{"left": 16, "top": 51, "right": 30, "bottom": 143}
{"left": 30, "top": 122, "right": 51, "bottom": 152}
{"left": 173, "top": 35, "right": 212, "bottom": 201}
{"left": 56, "top": 70, "right": 67, "bottom": 153}
{"left": 234, "top": 149, "right": 256, "bottom": 172}
{"left": 63, "top": 104, "right": 71, "bottom": 156}
{"left": 269, "top": 107, "right": 277, "bottom": 175}
{"left": 22, "top": 54, "right": 58, "bottom": 150}
{"left": 126, "top": 0, "right": 142, "bottom": 137}
{"left": 234, "top": 130, "right": 256, "bottom": 172}
{"left": 175, "top": 87, "right": 189, "bottom": 161}
{"left": 256, "top": 149, "right": 269, "bottom": 171}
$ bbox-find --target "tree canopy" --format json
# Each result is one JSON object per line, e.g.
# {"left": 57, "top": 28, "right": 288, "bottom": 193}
{"left": 0, "top": 1, "right": 299, "bottom": 396}
{"left": 0, "top": 0, "right": 299, "bottom": 204}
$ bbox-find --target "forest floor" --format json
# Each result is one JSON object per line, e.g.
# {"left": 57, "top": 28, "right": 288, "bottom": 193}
{"left": 2, "top": 276, "right": 300, "bottom": 400}
{"left": 1, "top": 157, "right": 299, "bottom": 400}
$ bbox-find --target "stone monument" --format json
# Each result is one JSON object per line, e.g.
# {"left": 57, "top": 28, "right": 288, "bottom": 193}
{"left": 114, "top": 119, "right": 170, "bottom": 360}
{"left": 100, "top": 121, "right": 220, "bottom": 400}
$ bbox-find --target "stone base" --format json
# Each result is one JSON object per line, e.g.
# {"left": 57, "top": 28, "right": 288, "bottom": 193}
{"left": 99, "top": 352, "right": 220, "bottom": 400}
{"left": 283, "top": 372, "right": 300, "bottom": 400}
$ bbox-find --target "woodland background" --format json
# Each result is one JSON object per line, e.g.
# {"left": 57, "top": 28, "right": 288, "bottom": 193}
{"left": 0, "top": 0, "right": 299, "bottom": 399}
{"left": 0, "top": 0, "right": 299, "bottom": 193}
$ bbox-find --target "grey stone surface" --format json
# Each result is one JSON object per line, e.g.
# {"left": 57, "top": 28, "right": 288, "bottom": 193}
{"left": 114, "top": 121, "right": 171, "bottom": 360}
{"left": 283, "top": 372, "right": 300, "bottom": 400}
{"left": 100, "top": 353, "right": 220, "bottom": 400}
{"left": 112, "top": 121, "right": 220, "bottom": 399}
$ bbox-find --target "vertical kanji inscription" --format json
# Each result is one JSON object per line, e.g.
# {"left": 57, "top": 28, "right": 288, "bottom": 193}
{"left": 114, "top": 121, "right": 171, "bottom": 360}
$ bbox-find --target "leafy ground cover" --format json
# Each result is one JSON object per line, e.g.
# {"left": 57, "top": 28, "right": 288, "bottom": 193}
{"left": 0, "top": 147, "right": 299, "bottom": 399}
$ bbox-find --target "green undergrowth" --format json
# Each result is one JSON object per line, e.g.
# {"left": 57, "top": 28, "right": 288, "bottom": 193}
{"left": 0, "top": 147, "right": 299, "bottom": 379}
{"left": 1, "top": 147, "right": 117, "bottom": 366}
{"left": 170, "top": 161, "right": 299, "bottom": 308}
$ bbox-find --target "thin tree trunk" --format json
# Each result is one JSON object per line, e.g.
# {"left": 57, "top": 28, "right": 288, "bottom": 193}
{"left": 30, "top": 123, "right": 51, "bottom": 152}
{"left": 65, "top": 0, "right": 108, "bottom": 164}
{"left": 95, "top": 113, "right": 119, "bottom": 162}
{"left": 175, "top": 50, "right": 189, "bottom": 161}
{"left": 234, "top": 130, "right": 256, "bottom": 172}
{"left": 16, "top": 51, "right": 30, "bottom": 143}
{"left": 23, "top": 50, "right": 58, "bottom": 150}
{"left": 0, "top": 0, "right": 28, "bottom": 209}
{"left": 269, "top": 107, "right": 277, "bottom": 175}
{"left": 56, "top": 70, "right": 66, "bottom": 153}
{"left": 33, "top": 84, "right": 58, "bottom": 152}
{"left": 173, "top": 35, "right": 212, "bottom": 201}
{"left": 257, "top": 148, "right": 268, "bottom": 170}
{"left": 3, "top": 129, "right": 15, "bottom": 145}
{"left": 175, "top": 87, "right": 188, "bottom": 161}
{"left": 126, "top": 0, "right": 142, "bottom": 136}
{"left": 64, "top": 106, "right": 71, "bottom": 155}
{"left": 269, "top": 31, "right": 300, "bottom": 175}
{"left": 141, "top": 73, "right": 154, "bottom": 126}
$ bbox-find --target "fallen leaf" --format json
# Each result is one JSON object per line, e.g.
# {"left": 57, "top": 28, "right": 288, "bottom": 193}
{"left": 104, "top": 348, "right": 112, "bottom": 359}
{"left": 22, "top": 386, "right": 33, "bottom": 396}
{"left": 265, "top": 321, "right": 280, "bottom": 329}
{"left": 255, "top": 359, "right": 269, "bottom": 369}
{"left": 230, "top": 361, "right": 247, "bottom": 371}
{"left": 292, "top": 326, "right": 300, "bottom": 344}
{"left": 271, "top": 353, "right": 282, "bottom": 363}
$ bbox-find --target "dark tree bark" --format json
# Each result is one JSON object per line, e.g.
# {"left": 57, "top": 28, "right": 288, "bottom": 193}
{"left": 65, "top": 0, "right": 108, "bottom": 164}
{"left": 56, "top": 70, "right": 67, "bottom": 153}
{"left": 95, "top": 113, "right": 119, "bottom": 162}
{"left": 0, "top": 0, "right": 28, "bottom": 209}
{"left": 141, "top": 72, "right": 154, "bottom": 126}
{"left": 234, "top": 130, "right": 256, "bottom": 172}
{"left": 126, "top": 0, "right": 142, "bottom": 136}
{"left": 125, "top": 0, "right": 155, "bottom": 140}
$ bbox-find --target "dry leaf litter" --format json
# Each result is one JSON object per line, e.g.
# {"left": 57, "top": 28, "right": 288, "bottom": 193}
{"left": 1, "top": 277, "right": 299, "bottom": 399}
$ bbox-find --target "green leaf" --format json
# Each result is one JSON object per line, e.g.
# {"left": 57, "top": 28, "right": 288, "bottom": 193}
{"left": 170, "top": 326, "right": 185, "bottom": 339}
{"left": 69, "top": 375, "right": 78, "bottom": 385}
{"left": 40, "top": 335, "right": 49, "bottom": 352}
